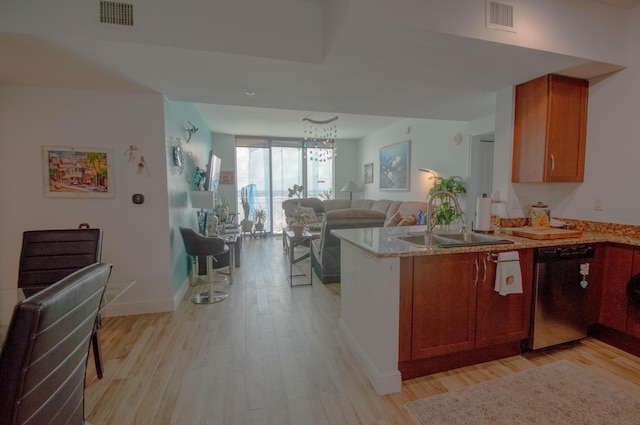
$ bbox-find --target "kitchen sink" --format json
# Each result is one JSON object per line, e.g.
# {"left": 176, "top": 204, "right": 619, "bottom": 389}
{"left": 394, "top": 234, "right": 439, "bottom": 247}
{"left": 394, "top": 232, "right": 513, "bottom": 248}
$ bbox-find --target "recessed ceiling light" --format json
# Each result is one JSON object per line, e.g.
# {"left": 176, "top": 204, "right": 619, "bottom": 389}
{"left": 245, "top": 91, "right": 255, "bottom": 96}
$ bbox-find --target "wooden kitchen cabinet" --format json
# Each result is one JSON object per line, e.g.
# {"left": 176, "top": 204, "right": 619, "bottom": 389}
{"left": 476, "top": 249, "right": 533, "bottom": 348}
{"left": 512, "top": 74, "right": 588, "bottom": 183}
{"left": 598, "top": 243, "right": 633, "bottom": 332}
{"left": 409, "top": 249, "right": 532, "bottom": 360}
{"left": 625, "top": 248, "right": 640, "bottom": 338}
{"left": 411, "top": 253, "right": 477, "bottom": 359}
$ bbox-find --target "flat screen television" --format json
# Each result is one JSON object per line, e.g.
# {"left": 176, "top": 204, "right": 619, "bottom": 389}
{"left": 205, "top": 151, "right": 221, "bottom": 192}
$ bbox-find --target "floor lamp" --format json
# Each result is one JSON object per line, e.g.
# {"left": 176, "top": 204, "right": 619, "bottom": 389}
{"left": 191, "top": 191, "right": 216, "bottom": 235}
{"left": 341, "top": 180, "right": 361, "bottom": 200}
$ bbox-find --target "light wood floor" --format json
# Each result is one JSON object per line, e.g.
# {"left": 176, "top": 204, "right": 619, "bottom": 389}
{"left": 85, "top": 236, "right": 640, "bottom": 424}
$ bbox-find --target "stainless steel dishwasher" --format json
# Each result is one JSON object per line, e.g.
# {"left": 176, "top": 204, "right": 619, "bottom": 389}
{"left": 528, "top": 244, "right": 596, "bottom": 350}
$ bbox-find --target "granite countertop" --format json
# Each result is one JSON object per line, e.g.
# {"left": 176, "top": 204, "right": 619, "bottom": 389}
{"left": 331, "top": 225, "right": 640, "bottom": 258}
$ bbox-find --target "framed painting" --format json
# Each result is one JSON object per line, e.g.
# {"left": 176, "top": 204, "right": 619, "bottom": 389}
{"left": 379, "top": 140, "right": 410, "bottom": 190}
{"left": 42, "top": 146, "right": 114, "bottom": 198}
{"left": 364, "top": 162, "right": 373, "bottom": 184}
{"left": 220, "top": 170, "right": 234, "bottom": 184}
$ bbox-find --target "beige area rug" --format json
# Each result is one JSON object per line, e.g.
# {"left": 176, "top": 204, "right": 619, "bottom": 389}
{"left": 406, "top": 360, "right": 640, "bottom": 425}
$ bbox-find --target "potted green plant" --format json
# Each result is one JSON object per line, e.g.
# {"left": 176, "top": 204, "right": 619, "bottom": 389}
{"left": 290, "top": 203, "right": 307, "bottom": 236}
{"left": 217, "top": 189, "right": 229, "bottom": 223}
{"left": 240, "top": 187, "right": 253, "bottom": 233}
{"left": 288, "top": 184, "right": 304, "bottom": 199}
{"left": 253, "top": 207, "right": 266, "bottom": 231}
{"left": 428, "top": 176, "right": 467, "bottom": 228}
{"left": 319, "top": 189, "right": 333, "bottom": 200}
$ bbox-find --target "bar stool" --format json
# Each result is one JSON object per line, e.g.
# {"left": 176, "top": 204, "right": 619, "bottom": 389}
{"left": 179, "top": 227, "right": 230, "bottom": 304}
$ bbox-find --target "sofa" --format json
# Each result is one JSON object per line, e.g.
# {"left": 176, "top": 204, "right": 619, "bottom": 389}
{"left": 283, "top": 198, "right": 427, "bottom": 284}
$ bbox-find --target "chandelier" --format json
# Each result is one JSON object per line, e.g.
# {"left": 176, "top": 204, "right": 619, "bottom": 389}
{"left": 302, "top": 114, "right": 338, "bottom": 162}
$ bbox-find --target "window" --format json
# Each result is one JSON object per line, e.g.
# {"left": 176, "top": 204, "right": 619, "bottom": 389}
{"left": 235, "top": 137, "right": 333, "bottom": 234}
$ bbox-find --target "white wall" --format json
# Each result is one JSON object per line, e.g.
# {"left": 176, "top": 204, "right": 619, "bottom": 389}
{"left": 164, "top": 100, "right": 214, "bottom": 296}
{"left": 0, "top": 86, "right": 174, "bottom": 315}
{"left": 489, "top": 6, "right": 640, "bottom": 226}
{"left": 357, "top": 118, "right": 470, "bottom": 207}
{"left": 334, "top": 139, "right": 359, "bottom": 199}
{"left": 211, "top": 133, "right": 237, "bottom": 211}
{"left": 355, "top": 0, "right": 629, "bottom": 67}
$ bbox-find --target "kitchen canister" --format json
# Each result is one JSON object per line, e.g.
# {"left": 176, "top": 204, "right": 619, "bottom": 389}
{"left": 529, "top": 202, "right": 551, "bottom": 228}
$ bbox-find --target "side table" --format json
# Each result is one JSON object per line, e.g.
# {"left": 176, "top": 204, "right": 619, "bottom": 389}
{"left": 283, "top": 229, "right": 313, "bottom": 286}
{"left": 219, "top": 234, "right": 238, "bottom": 284}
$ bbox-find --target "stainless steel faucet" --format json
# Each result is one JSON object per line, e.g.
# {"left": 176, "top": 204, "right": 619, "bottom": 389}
{"left": 426, "top": 191, "right": 464, "bottom": 232}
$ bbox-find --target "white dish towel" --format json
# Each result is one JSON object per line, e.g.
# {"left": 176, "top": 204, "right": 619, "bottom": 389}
{"left": 494, "top": 251, "right": 523, "bottom": 296}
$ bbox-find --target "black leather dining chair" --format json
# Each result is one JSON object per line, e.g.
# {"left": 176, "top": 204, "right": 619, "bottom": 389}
{"left": 0, "top": 263, "right": 112, "bottom": 425}
{"left": 179, "top": 227, "right": 231, "bottom": 304}
{"left": 16, "top": 228, "right": 107, "bottom": 377}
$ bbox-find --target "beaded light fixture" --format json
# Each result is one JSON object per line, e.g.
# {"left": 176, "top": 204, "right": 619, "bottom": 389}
{"left": 302, "top": 114, "right": 338, "bottom": 161}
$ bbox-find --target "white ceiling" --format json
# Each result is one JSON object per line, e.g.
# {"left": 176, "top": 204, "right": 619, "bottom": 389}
{"left": 0, "top": 0, "right": 637, "bottom": 139}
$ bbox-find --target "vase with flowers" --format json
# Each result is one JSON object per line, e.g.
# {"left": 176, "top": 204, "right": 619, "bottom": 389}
{"left": 288, "top": 184, "right": 304, "bottom": 199}
{"left": 290, "top": 202, "right": 308, "bottom": 236}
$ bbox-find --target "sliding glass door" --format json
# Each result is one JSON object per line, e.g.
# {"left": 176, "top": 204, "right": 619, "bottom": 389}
{"left": 235, "top": 139, "right": 270, "bottom": 231}
{"left": 235, "top": 137, "right": 333, "bottom": 235}
{"left": 271, "top": 141, "right": 303, "bottom": 234}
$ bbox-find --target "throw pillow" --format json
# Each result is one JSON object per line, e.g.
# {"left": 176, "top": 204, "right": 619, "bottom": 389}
{"left": 385, "top": 211, "right": 403, "bottom": 227}
{"left": 300, "top": 207, "right": 318, "bottom": 223}
{"left": 399, "top": 214, "right": 417, "bottom": 226}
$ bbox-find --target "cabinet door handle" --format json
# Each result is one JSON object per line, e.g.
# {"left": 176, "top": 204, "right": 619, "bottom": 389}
{"left": 549, "top": 154, "right": 555, "bottom": 175}
{"left": 481, "top": 255, "right": 487, "bottom": 285}
{"left": 473, "top": 259, "right": 479, "bottom": 286}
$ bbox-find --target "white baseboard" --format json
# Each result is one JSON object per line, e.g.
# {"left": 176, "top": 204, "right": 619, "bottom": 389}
{"left": 173, "top": 276, "right": 191, "bottom": 307}
{"left": 100, "top": 276, "right": 192, "bottom": 317}
{"left": 338, "top": 318, "right": 402, "bottom": 395}
{"left": 101, "top": 298, "right": 174, "bottom": 317}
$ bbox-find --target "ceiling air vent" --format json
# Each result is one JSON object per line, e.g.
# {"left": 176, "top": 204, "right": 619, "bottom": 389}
{"left": 486, "top": 1, "right": 515, "bottom": 32}
{"left": 100, "top": 1, "right": 134, "bottom": 27}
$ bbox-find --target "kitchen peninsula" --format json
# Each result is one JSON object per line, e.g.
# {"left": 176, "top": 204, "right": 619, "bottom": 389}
{"left": 333, "top": 224, "right": 640, "bottom": 395}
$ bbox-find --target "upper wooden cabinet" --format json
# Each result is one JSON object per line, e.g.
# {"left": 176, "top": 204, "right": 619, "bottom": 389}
{"left": 512, "top": 74, "right": 588, "bottom": 182}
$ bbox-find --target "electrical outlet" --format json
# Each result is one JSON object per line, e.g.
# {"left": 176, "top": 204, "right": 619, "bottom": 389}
{"left": 594, "top": 198, "right": 604, "bottom": 211}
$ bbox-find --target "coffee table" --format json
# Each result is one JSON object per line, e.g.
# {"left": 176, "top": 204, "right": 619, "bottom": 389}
{"left": 283, "top": 229, "right": 313, "bottom": 286}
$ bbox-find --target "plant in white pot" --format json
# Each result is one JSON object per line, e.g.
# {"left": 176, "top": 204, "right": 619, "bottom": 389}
{"left": 214, "top": 189, "right": 230, "bottom": 223}
{"left": 253, "top": 207, "right": 266, "bottom": 232}
{"left": 290, "top": 203, "right": 307, "bottom": 237}
{"left": 240, "top": 187, "right": 253, "bottom": 233}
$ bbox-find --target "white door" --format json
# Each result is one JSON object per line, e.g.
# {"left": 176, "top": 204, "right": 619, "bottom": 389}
{"left": 467, "top": 133, "right": 494, "bottom": 229}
